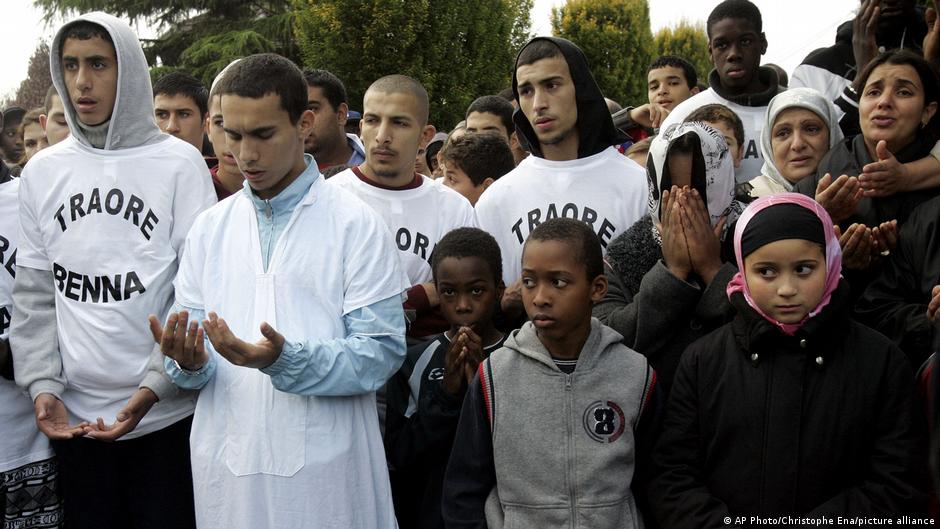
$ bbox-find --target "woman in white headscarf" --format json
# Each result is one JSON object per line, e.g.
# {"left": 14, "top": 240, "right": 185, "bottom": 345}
{"left": 750, "top": 87, "right": 843, "bottom": 198}
{"left": 595, "top": 121, "right": 743, "bottom": 391}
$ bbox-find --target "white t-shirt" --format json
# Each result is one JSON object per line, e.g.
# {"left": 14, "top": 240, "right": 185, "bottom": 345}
{"left": 175, "top": 176, "right": 405, "bottom": 529}
{"left": 16, "top": 136, "right": 215, "bottom": 439}
{"left": 475, "top": 146, "right": 648, "bottom": 285}
{"left": 328, "top": 168, "right": 477, "bottom": 285}
{"left": 0, "top": 179, "right": 53, "bottom": 471}
{"left": 659, "top": 87, "right": 770, "bottom": 183}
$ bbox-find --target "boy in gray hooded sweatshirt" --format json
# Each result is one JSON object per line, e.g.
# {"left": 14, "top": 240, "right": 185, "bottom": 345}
{"left": 442, "top": 218, "right": 660, "bottom": 529}
{"left": 10, "top": 12, "right": 214, "bottom": 528}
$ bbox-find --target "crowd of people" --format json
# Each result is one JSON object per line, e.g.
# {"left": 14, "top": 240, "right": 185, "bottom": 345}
{"left": 1, "top": 0, "right": 940, "bottom": 527}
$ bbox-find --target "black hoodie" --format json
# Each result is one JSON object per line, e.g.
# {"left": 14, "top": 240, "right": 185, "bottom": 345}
{"left": 511, "top": 36, "right": 626, "bottom": 159}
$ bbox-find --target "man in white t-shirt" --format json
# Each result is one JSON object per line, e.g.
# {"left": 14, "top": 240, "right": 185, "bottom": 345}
{"left": 158, "top": 53, "right": 406, "bottom": 529}
{"left": 10, "top": 13, "right": 214, "bottom": 528}
{"left": 329, "top": 75, "right": 477, "bottom": 339}
{"left": 0, "top": 178, "right": 63, "bottom": 529}
{"left": 474, "top": 37, "right": 648, "bottom": 315}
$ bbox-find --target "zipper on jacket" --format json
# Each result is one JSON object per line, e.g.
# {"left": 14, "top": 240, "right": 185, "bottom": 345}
{"left": 565, "top": 373, "right": 576, "bottom": 528}
{"left": 264, "top": 200, "right": 273, "bottom": 219}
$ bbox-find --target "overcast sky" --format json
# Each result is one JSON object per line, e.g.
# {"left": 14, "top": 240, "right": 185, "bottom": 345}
{"left": 0, "top": 0, "right": 859, "bottom": 104}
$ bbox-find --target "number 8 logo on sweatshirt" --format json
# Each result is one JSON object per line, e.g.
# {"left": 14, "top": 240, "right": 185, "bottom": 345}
{"left": 582, "top": 400, "right": 625, "bottom": 443}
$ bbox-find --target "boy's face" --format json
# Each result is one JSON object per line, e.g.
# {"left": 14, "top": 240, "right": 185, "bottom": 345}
{"left": 205, "top": 95, "right": 239, "bottom": 176}
{"left": 466, "top": 111, "right": 510, "bottom": 143}
{"left": 62, "top": 36, "right": 118, "bottom": 126}
{"left": 442, "top": 160, "right": 489, "bottom": 206}
{"left": 1, "top": 118, "right": 24, "bottom": 162}
{"left": 221, "top": 92, "right": 314, "bottom": 199}
{"left": 360, "top": 89, "right": 433, "bottom": 181}
{"left": 23, "top": 122, "right": 48, "bottom": 162}
{"left": 41, "top": 94, "right": 70, "bottom": 146}
{"left": 744, "top": 238, "right": 827, "bottom": 324}
{"left": 436, "top": 256, "right": 503, "bottom": 333}
{"left": 521, "top": 239, "right": 607, "bottom": 347}
{"left": 154, "top": 93, "right": 206, "bottom": 151}
{"left": 708, "top": 17, "right": 766, "bottom": 94}
{"left": 304, "top": 85, "right": 347, "bottom": 155}
{"left": 647, "top": 66, "right": 697, "bottom": 111}
{"left": 516, "top": 55, "right": 578, "bottom": 151}
{"left": 704, "top": 119, "right": 743, "bottom": 168}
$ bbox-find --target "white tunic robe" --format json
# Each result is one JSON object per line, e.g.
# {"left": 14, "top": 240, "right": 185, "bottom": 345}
{"left": 175, "top": 176, "right": 406, "bottom": 529}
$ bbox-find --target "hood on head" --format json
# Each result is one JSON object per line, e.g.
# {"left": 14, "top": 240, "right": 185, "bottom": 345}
{"left": 646, "top": 121, "right": 737, "bottom": 229}
{"left": 759, "top": 87, "right": 843, "bottom": 192}
{"left": 50, "top": 12, "right": 164, "bottom": 150}
{"left": 511, "top": 36, "right": 625, "bottom": 159}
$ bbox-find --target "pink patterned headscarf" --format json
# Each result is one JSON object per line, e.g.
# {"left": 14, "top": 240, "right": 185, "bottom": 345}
{"left": 726, "top": 193, "right": 843, "bottom": 335}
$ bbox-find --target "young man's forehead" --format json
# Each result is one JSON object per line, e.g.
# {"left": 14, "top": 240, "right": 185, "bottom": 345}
{"left": 154, "top": 93, "right": 200, "bottom": 111}
{"left": 516, "top": 55, "right": 573, "bottom": 85}
{"left": 220, "top": 92, "right": 290, "bottom": 126}
{"left": 648, "top": 66, "right": 686, "bottom": 81}
{"left": 709, "top": 17, "right": 760, "bottom": 40}
{"left": 362, "top": 89, "right": 424, "bottom": 121}
{"left": 61, "top": 35, "right": 116, "bottom": 58}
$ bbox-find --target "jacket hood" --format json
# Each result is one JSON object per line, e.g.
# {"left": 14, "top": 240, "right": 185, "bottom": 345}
{"left": 502, "top": 318, "right": 624, "bottom": 371}
{"left": 50, "top": 12, "right": 165, "bottom": 150}
{"left": 511, "top": 36, "right": 626, "bottom": 159}
{"left": 646, "top": 121, "right": 743, "bottom": 246}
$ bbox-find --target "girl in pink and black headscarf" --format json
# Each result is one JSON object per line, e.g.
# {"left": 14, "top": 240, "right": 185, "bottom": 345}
{"left": 648, "top": 193, "right": 924, "bottom": 528}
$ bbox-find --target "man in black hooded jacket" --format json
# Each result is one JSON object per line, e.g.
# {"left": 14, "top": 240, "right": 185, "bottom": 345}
{"left": 475, "top": 37, "right": 648, "bottom": 318}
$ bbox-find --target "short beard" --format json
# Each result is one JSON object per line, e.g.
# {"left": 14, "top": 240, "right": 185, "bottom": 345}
{"left": 370, "top": 164, "right": 407, "bottom": 180}
{"left": 539, "top": 128, "right": 570, "bottom": 146}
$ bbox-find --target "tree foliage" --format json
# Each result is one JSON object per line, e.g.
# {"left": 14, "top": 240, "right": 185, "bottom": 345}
{"left": 33, "top": 0, "right": 299, "bottom": 87}
{"left": 551, "top": 0, "right": 653, "bottom": 107}
{"left": 11, "top": 42, "right": 53, "bottom": 110}
{"left": 654, "top": 20, "right": 712, "bottom": 88}
{"left": 293, "top": 0, "right": 532, "bottom": 129}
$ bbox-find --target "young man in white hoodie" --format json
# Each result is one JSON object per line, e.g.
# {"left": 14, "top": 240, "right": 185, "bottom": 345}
{"left": 11, "top": 13, "right": 215, "bottom": 528}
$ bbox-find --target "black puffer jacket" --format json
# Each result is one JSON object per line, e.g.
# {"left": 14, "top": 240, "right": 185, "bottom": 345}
{"left": 857, "top": 195, "right": 940, "bottom": 368}
{"left": 649, "top": 282, "right": 925, "bottom": 529}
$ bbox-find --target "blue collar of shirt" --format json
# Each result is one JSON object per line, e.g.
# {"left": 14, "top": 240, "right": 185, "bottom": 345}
{"left": 244, "top": 153, "right": 319, "bottom": 217}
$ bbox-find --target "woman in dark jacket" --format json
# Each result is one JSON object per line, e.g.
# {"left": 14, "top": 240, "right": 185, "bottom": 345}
{"left": 796, "top": 49, "right": 939, "bottom": 235}
{"left": 649, "top": 194, "right": 924, "bottom": 528}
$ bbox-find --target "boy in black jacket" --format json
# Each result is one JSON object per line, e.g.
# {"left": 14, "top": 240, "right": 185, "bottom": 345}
{"left": 384, "top": 227, "right": 506, "bottom": 529}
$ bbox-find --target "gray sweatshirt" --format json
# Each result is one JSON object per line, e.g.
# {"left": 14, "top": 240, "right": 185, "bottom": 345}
{"left": 12, "top": 12, "right": 194, "bottom": 412}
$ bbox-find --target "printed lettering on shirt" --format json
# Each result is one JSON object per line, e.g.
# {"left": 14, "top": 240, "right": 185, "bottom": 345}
{"left": 52, "top": 262, "right": 146, "bottom": 303}
{"left": 395, "top": 227, "right": 433, "bottom": 262}
{"left": 0, "top": 235, "right": 14, "bottom": 279}
{"left": 427, "top": 367, "right": 444, "bottom": 381}
{"left": 510, "top": 203, "right": 617, "bottom": 247}
{"left": 744, "top": 139, "right": 759, "bottom": 160}
{"left": 1, "top": 307, "right": 10, "bottom": 335}
{"left": 53, "top": 188, "right": 160, "bottom": 240}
